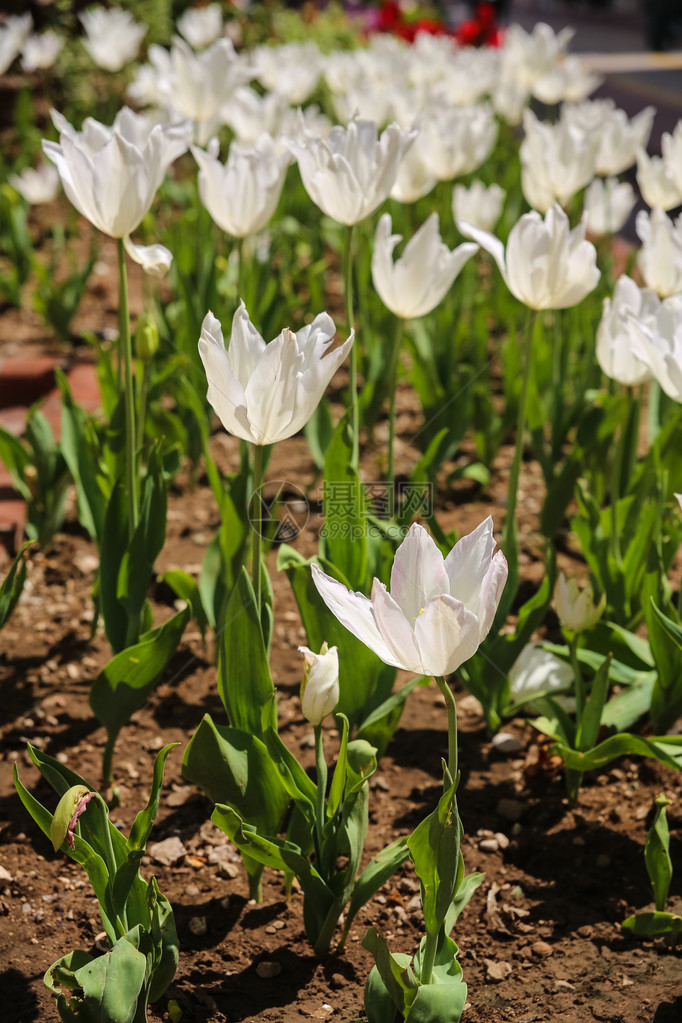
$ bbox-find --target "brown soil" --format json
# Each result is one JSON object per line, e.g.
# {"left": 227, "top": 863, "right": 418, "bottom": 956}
{"left": 0, "top": 210, "right": 681, "bottom": 1023}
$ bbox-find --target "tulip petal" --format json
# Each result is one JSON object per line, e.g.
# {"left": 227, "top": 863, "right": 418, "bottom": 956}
{"left": 371, "top": 578, "right": 423, "bottom": 673}
{"left": 457, "top": 220, "right": 507, "bottom": 284}
{"left": 443, "top": 516, "right": 497, "bottom": 610}
{"left": 123, "top": 236, "right": 172, "bottom": 277}
{"left": 475, "top": 550, "right": 508, "bottom": 640}
{"left": 244, "top": 328, "right": 303, "bottom": 444}
{"left": 414, "top": 593, "right": 481, "bottom": 676}
{"left": 198, "top": 312, "right": 253, "bottom": 442}
{"left": 311, "top": 563, "right": 402, "bottom": 668}
{"left": 390, "top": 522, "right": 449, "bottom": 621}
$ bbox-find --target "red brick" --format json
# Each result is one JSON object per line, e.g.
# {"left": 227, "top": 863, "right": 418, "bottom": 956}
{"left": 0, "top": 355, "right": 64, "bottom": 410}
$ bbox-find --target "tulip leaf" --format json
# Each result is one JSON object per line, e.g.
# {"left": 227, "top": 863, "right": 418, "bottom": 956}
{"left": 259, "top": 694, "right": 317, "bottom": 812}
{"left": 406, "top": 776, "right": 462, "bottom": 937}
{"left": 160, "top": 569, "right": 208, "bottom": 640}
{"left": 46, "top": 933, "right": 148, "bottom": 1023}
{"left": 0, "top": 540, "right": 31, "bottom": 630}
{"left": 645, "top": 796, "right": 673, "bottom": 912}
{"left": 622, "top": 911, "right": 682, "bottom": 941}
{"left": 648, "top": 600, "right": 682, "bottom": 731}
{"left": 577, "top": 653, "right": 611, "bottom": 751}
{"left": 217, "top": 566, "right": 274, "bottom": 735}
{"left": 556, "top": 733, "right": 682, "bottom": 773}
{"left": 322, "top": 411, "right": 368, "bottom": 590}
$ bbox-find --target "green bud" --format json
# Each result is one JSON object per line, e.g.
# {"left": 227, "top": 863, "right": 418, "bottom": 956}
{"left": 135, "top": 316, "right": 159, "bottom": 363}
{"left": 50, "top": 785, "right": 91, "bottom": 852}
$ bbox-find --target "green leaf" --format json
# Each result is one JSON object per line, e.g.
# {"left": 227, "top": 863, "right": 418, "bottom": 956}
{"left": 304, "top": 399, "right": 334, "bottom": 471}
{"left": 217, "top": 567, "right": 274, "bottom": 734}
{"left": 327, "top": 713, "right": 349, "bottom": 820}
{"left": 161, "top": 570, "right": 208, "bottom": 640}
{"left": 344, "top": 837, "right": 410, "bottom": 940}
{"left": 0, "top": 541, "right": 31, "bottom": 630}
{"left": 89, "top": 607, "right": 189, "bottom": 756}
{"left": 47, "top": 933, "right": 147, "bottom": 1023}
{"left": 556, "top": 733, "right": 682, "bottom": 773}
{"left": 362, "top": 927, "right": 417, "bottom": 1017}
{"left": 645, "top": 795, "right": 673, "bottom": 912}
{"left": 578, "top": 653, "right": 611, "bottom": 751}
{"left": 648, "top": 600, "right": 682, "bottom": 731}
{"left": 259, "top": 695, "right": 317, "bottom": 813}
{"left": 364, "top": 964, "right": 401, "bottom": 1023}
{"left": 622, "top": 911, "right": 682, "bottom": 940}
{"left": 406, "top": 775, "right": 462, "bottom": 936}
{"left": 407, "top": 979, "right": 467, "bottom": 1023}
{"left": 323, "top": 412, "right": 368, "bottom": 590}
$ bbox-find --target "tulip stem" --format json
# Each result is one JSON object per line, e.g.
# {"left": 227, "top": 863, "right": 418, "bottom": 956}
{"left": 502, "top": 314, "right": 536, "bottom": 592}
{"left": 387, "top": 316, "right": 403, "bottom": 484}
{"left": 435, "top": 675, "right": 458, "bottom": 785}
{"left": 344, "top": 223, "right": 359, "bottom": 469}
{"left": 314, "top": 724, "right": 328, "bottom": 873}
{"left": 251, "top": 442, "right": 264, "bottom": 616}
{"left": 236, "top": 236, "right": 244, "bottom": 309}
{"left": 116, "top": 238, "right": 138, "bottom": 541}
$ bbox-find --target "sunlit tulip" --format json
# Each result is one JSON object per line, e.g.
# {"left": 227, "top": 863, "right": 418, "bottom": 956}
{"left": 312, "top": 518, "right": 507, "bottom": 678}
{"left": 286, "top": 115, "right": 416, "bottom": 226}
{"left": 596, "top": 276, "right": 657, "bottom": 386}
{"left": 533, "top": 55, "right": 602, "bottom": 105}
{"left": 636, "top": 149, "right": 682, "bottom": 212}
{"left": 459, "top": 203, "right": 600, "bottom": 311}
{"left": 168, "top": 37, "right": 254, "bottom": 145}
{"left": 452, "top": 180, "right": 505, "bottom": 234}
{"left": 127, "top": 44, "right": 173, "bottom": 110}
{"left": 565, "top": 102, "right": 654, "bottom": 177}
{"left": 627, "top": 295, "right": 682, "bottom": 402}
{"left": 21, "top": 30, "right": 63, "bottom": 72}
{"left": 43, "top": 108, "right": 191, "bottom": 274}
{"left": 554, "top": 574, "right": 605, "bottom": 634}
{"left": 502, "top": 22, "right": 574, "bottom": 91}
{"left": 389, "top": 141, "right": 437, "bottom": 204}
{"left": 372, "top": 213, "right": 477, "bottom": 320}
{"left": 9, "top": 162, "right": 59, "bottom": 205}
{"left": 419, "top": 104, "right": 497, "bottom": 183}
{"left": 199, "top": 303, "right": 354, "bottom": 445}
{"left": 508, "top": 643, "right": 573, "bottom": 706}
{"left": 664, "top": 121, "right": 682, "bottom": 194}
{"left": 177, "top": 3, "right": 223, "bottom": 50}
{"left": 254, "top": 42, "right": 323, "bottom": 106}
{"left": 636, "top": 207, "right": 682, "bottom": 299}
{"left": 492, "top": 76, "right": 528, "bottom": 128}
{"left": 0, "top": 13, "right": 32, "bottom": 75}
{"left": 192, "top": 134, "right": 289, "bottom": 238}
{"left": 79, "top": 6, "right": 146, "bottom": 73}
{"left": 299, "top": 642, "right": 340, "bottom": 725}
{"left": 223, "top": 86, "right": 289, "bottom": 147}
{"left": 520, "top": 109, "right": 598, "bottom": 213}
{"left": 584, "top": 177, "right": 635, "bottom": 237}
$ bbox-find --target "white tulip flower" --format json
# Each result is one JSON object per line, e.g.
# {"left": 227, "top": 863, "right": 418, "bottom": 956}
{"left": 372, "top": 213, "right": 477, "bottom": 320}
{"left": 554, "top": 574, "right": 605, "bottom": 634}
{"left": 389, "top": 137, "right": 437, "bottom": 204}
{"left": 419, "top": 104, "right": 498, "bottom": 183}
{"left": 596, "top": 276, "right": 658, "bottom": 387}
{"left": 299, "top": 642, "right": 340, "bottom": 725}
{"left": 459, "top": 203, "right": 600, "bottom": 311}
{"left": 9, "top": 162, "right": 59, "bottom": 205}
{"left": 21, "top": 31, "right": 63, "bottom": 72}
{"left": 636, "top": 149, "right": 682, "bottom": 212}
{"left": 452, "top": 181, "right": 505, "bottom": 234}
{"left": 595, "top": 105, "right": 654, "bottom": 176}
{"left": 0, "top": 13, "right": 32, "bottom": 75}
{"left": 254, "top": 42, "right": 323, "bottom": 106}
{"left": 177, "top": 3, "right": 223, "bottom": 50}
{"left": 43, "top": 107, "right": 191, "bottom": 274}
{"left": 520, "top": 108, "right": 598, "bottom": 213}
{"left": 628, "top": 295, "right": 682, "bottom": 402}
{"left": 79, "top": 7, "right": 146, "bottom": 73}
{"left": 663, "top": 121, "right": 682, "bottom": 195}
{"left": 286, "top": 115, "right": 417, "bottom": 226}
{"left": 127, "top": 44, "right": 173, "bottom": 110}
{"left": 168, "top": 37, "right": 255, "bottom": 145}
{"left": 508, "top": 643, "right": 574, "bottom": 708}
{"left": 502, "top": 22, "right": 574, "bottom": 91}
{"left": 312, "top": 518, "right": 507, "bottom": 678}
{"left": 192, "top": 134, "right": 289, "bottom": 239}
{"left": 199, "top": 303, "right": 354, "bottom": 446}
{"left": 222, "top": 86, "right": 289, "bottom": 147}
{"left": 533, "top": 55, "right": 602, "bottom": 106}
{"left": 584, "top": 177, "right": 635, "bottom": 237}
{"left": 636, "top": 207, "right": 682, "bottom": 299}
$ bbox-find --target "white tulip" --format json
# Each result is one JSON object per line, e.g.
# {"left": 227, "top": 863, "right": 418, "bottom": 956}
{"left": 199, "top": 303, "right": 354, "bottom": 446}
{"left": 168, "top": 37, "right": 254, "bottom": 145}
{"left": 533, "top": 55, "right": 602, "bottom": 105}
{"left": 502, "top": 22, "right": 574, "bottom": 91}
{"left": 636, "top": 207, "right": 682, "bottom": 299}
{"left": 299, "top": 642, "right": 339, "bottom": 725}
{"left": 177, "top": 3, "right": 223, "bottom": 50}
{"left": 452, "top": 180, "right": 505, "bottom": 234}
{"left": 9, "top": 162, "right": 59, "bottom": 205}
{"left": 0, "top": 13, "right": 32, "bottom": 75}
{"left": 311, "top": 518, "right": 507, "bottom": 678}
{"left": 192, "top": 134, "right": 289, "bottom": 239}
{"left": 21, "top": 31, "right": 63, "bottom": 72}
{"left": 79, "top": 6, "right": 146, "bottom": 73}
{"left": 595, "top": 105, "right": 654, "bottom": 176}
{"left": 389, "top": 143, "right": 437, "bottom": 204}
{"left": 127, "top": 44, "right": 173, "bottom": 110}
{"left": 596, "top": 276, "right": 658, "bottom": 386}
{"left": 254, "top": 42, "right": 323, "bottom": 106}
{"left": 584, "top": 177, "right": 635, "bottom": 237}
{"left": 459, "top": 203, "right": 600, "bottom": 311}
{"left": 554, "top": 574, "right": 605, "bottom": 633}
{"left": 520, "top": 108, "right": 598, "bottom": 213}
{"left": 419, "top": 104, "right": 497, "bottom": 183}
{"left": 636, "top": 149, "right": 682, "bottom": 212}
{"left": 628, "top": 295, "right": 682, "bottom": 402}
{"left": 508, "top": 643, "right": 574, "bottom": 708}
{"left": 286, "top": 115, "right": 417, "bottom": 226}
{"left": 663, "top": 121, "right": 682, "bottom": 195}
{"left": 222, "top": 86, "right": 289, "bottom": 147}
{"left": 372, "top": 213, "right": 477, "bottom": 320}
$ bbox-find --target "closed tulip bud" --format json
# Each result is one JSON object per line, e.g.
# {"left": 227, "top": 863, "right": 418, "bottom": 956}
{"left": 554, "top": 574, "right": 605, "bottom": 634}
{"left": 299, "top": 642, "right": 339, "bottom": 725}
{"left": 50, "top": 785, "right": 93, "bottom": 851}
{"left": 135, "top": 316, "right": 159, "bottom": 363}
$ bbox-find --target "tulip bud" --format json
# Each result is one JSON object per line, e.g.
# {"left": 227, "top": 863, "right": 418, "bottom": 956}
{"left": 554, "top": 573, "right": 605, "bottom": 634}
{"left": 299, "top": 642, "right": 339, "bottom": 725}
{"left": 50, "top": 785, "right": 93, "bottom": 852}
{"left": 135, "top": 316, "right": 159, "bottom": 363}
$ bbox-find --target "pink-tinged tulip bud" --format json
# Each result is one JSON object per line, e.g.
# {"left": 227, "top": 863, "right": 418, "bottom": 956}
{"left": 50, "top": 785, "right": 93, "bottom": 852}
{"left": 299, "top": 642, "right": 340, "bottom": 725}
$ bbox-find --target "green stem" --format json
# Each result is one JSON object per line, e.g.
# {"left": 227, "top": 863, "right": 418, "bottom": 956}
{"left": 138, "top": 362, "right": 150, "bottom": 465}
{"left": 344, "top": 223, "right": 359, "bottom": 469}
{"left": 94, "top": 793, "right": 127, "bottom": 935}
{"left": 116, "top": 238, "right": 138, "bottom": 540}
{"left": 419, "top": 927, "right": 439, "bottom": 986}
{"left": 314, "top": 724, "right": 328, "bottom": 875}
{"left": 502, "top": 314, "right": 536, "bottom": 561}
{"left": 251, "top": 443, "right": 264, "bottom": 615}
{"left": 567, "top": 633, "right": 585, "bottom": 728}
{"left": 387, "top": 316, "right": 403, "bottom": 484}
{"left": 102, "top": 731, "right": 116, "bottom": 786}
{"left": 236, "top": 235, "right": 244, "bottom": 310}
{"left": 434, "top": 675, "right": 458, "bottom": 785}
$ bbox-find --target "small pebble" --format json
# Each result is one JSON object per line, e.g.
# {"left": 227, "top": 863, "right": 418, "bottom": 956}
{"left": 491, "top": 732, "right": 522, "bottom": 755}
{"left": 189, "top": 916, "right": 207, "bottom": 936}
{"left": 218, "top": 861, "right": 240, "bottom": 879}
{"left": 479, "top": 838, "right": 499, "bottom": 853}
{"left": 495, "top": 832, "right": 510, "bottom": 850}
{"left": 256, "top": 961, "right": 281, "bottom": 979}
{"left": 531, "top": 941, "right": 553, "bottom": 957}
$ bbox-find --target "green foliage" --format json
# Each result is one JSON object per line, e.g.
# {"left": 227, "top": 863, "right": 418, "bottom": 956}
{"left": 32, "top": 227, "right": 98, "bottom": 342}
{"left": 0, "top": 184, "right": 34, "bottom": 306}
{"left": 622, "top": 794, "right": 680, "bottom": 945}
{"left": 0, "top": 541, "right": 31, "bottom": 631}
